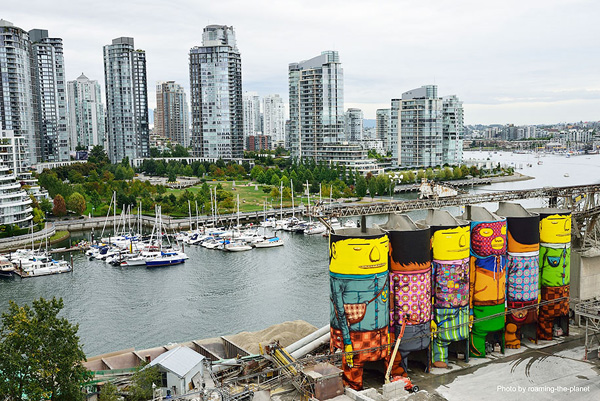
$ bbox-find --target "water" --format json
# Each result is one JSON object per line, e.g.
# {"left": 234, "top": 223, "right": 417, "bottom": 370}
{"left": 1, "top": 151, "right": 599, "bottom": 357}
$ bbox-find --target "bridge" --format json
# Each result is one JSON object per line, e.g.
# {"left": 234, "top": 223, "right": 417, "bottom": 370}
{"left": 314, "top": 183, "right": 600, "bottom": 249}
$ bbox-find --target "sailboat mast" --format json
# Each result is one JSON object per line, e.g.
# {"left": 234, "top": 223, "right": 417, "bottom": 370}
{"left": 280, "top": 182, "right": 283, "bottom": 221}
{"left": 291, "top": 179, "right": 295, "bottom": 218}
{"left": 188, "top": 200, "right": 192, "bottom": 231}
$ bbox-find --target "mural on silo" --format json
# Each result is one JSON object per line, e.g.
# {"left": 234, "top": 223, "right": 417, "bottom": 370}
{"left": 329, "top": 228, "right": 389, "bottom": 390}
{"left": 382, "top": 214, "right": 431, "bottom": 376}
{"left": 530, "top": 209, "right": 572, "bottom": 340}
{"left": 464, "top": 206, "right": 507, "bottom": 358}
{"left": 497, "top": 202, "right": 540, "bottom": 349}
{"left": 421, "top": 210, "right": 470, "bottom": 369}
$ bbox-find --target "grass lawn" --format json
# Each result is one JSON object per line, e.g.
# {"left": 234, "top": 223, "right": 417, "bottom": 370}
{"left": 167, "top": 180, "right": 316, "bottom": 213}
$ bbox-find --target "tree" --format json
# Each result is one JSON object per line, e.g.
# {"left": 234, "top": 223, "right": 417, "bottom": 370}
{"left": 88, "top": 145, "right": 109, "bottom": 166}
{"left": 167, "top": 169, "right": 177, "bottom": 183}
{"left": 355, "top": 175, "right": 367, "bottom": 197}
{"left": 52, "top": 194, "right": 67, "bottom": 217}
{"left": 40, "top": 197, "right": 53, "bottom": 214}
{"left": 368, "top": 178, "right": 377, "bottom": 197}
{"left": 98, "top": 381, "right": 120, "bottom": 401}
{"left": 67, "top": 192, "right": 87, "bottom": 215}
{"left": 128, "top": 364, "right": 161, "bottom": 401}
{"left": 0, "top": 297, "right": 91, "bottom": 400}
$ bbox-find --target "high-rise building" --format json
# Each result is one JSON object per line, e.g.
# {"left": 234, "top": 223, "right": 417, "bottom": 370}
{"left": 103, "top": 37, "right": 149, "bottom": 163}
{"left": 399, "top": 85, "right": 443, "bottom": 167}
{"left": 288, "top": 51, "right": 344, "bottom": 161}
{"left": 242, "top": 91, "right": 261, "bottom": 143}
{"left": 29, "top": 29, "right": 69, "bottom": 162}
{"left": 345, "top": 108, "right": 363, "bottom": 142}
{"left": 442, "top": 95, "right": 464, "bottom": 165}
{"left": 376, "top": 108, "right": 391, "bottom": 152}
{"left": 155, "top": 81, "right": 190, "bottom": 147}
{"left": 263, "top": 94, "right": 285, "bottom": 149}
{"left": 189, "top": 25, "right": 243, "bottom": 159}
{"left": 390, "top": 100, "right": 401, "bottom": 165}
{"left": 0, "top": 20, "right": 38, "bottom": 167}
{"left": 67, "top": 73, "right": 105, "bottom": 150}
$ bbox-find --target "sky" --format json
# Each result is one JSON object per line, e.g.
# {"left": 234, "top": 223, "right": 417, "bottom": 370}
{"left": 3, "top": 0, "right": 600, "bottom": 125}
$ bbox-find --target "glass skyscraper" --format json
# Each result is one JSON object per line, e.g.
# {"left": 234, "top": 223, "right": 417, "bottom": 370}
{"left": 29, "top": 29, "right": 69, "bottom": 162}
{"left": 400, "top": 85, "right": 443, "bottom": 167}
{"left": 288, "top": 51, "right": 344, "bottom": 161}
{"left": 442, "top": 95, "right": 464, "bottom": 165}
{"left": 0, "top": 20, "right": 38, "bottom": 167}
{"left": 67, "top": 73, "right": 105, "bottom": 150}
{"left": 155, "top": 81, "right": 190, "bottom": 147}
{"left": 263, "top": 94, "right": 285, "bottom": 149}
{"left": 189, "top": 25, "right": 243, "bottom": 159}
{"left": 103, "top": 37, "right": 149, "bottom": 163}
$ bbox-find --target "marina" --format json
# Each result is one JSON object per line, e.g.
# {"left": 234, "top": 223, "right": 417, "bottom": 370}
{"left": 1, "top": 151, "right": 600, "bottom": 400}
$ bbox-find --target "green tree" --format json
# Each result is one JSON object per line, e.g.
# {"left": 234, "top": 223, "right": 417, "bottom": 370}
{"left": 355, "top": 175, "right": 367, "bottom": 197}
{"left": 270, "top": 186, "right": 280, "bottom": 199}
{"left": 426, "top": 168, "right": 434, "bottom": 180}
{"left": 128, "top": 364, "right": 161, "bottom": 401}
{"left": 167, "top": 169, "right": 177, "bottom": 183}
{"left": 88, "top": 145, "right": 109, "bottom": 166}
{"left": 406, "top": 170, "right": 416, "bottom": 183}
{"left": 52, "top": 194, "right": 67, "bottom": 217}
{"left": 98, "top": 381, "right": 120, "bottom": 401}
{"left": 367, "top": 178, "right": 377, "bottom": 197}
{"left": 67, "top": 192, "right": 87, "bottom": 215}
{"left": 0, "top": 297, "right": 91, "bottom": 400}
{"left": 40, "top": 197, "right": 53, "bottom": 214}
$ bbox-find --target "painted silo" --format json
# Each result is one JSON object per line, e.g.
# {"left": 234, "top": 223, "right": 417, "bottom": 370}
{"left": 421, "top": 210, "right": 470, "bottom": 369}
{"left": 529, "top": 208, "right": 572, "bottom": 341}
{"left": 329, "top": 227, "right": 389, "bottom": 390}
{"left": 381, "top": 214, "right": 431, "bottom": 376}
{"left": 463, "top": 206, "right": 507, "bottom": 358}
{"left": 496, "top": 202, "right": 540, "bottom": 349}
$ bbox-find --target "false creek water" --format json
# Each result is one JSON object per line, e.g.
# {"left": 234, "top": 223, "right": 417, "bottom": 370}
{"left": 1, "top": 151, "right": 599, "bottom": 357}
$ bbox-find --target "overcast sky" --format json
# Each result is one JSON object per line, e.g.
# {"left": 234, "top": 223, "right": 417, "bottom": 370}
{"left": 4, "top": 0, "right": 599, "bottom": 125}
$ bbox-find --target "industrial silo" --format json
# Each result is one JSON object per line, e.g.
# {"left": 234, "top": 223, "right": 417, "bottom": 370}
{"left": 496, "top": 202, "right": 540, "bottom": 349}
{"left": 529, "top": 208, "right": 572, "bottom": 340}
{"left": 380, "top": 214, "right": 431, "bottom": 376}
{"left": 463, "top": 206, "right": 507, "bottom": 358}
{"left": 421, "top": 210, "right": 470, "bottom": 368}
{"left": 329, "top": 227, "right": 390, "bottom": 390}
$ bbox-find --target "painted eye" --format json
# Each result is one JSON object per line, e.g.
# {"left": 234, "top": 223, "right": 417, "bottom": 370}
{"left": 479, "top": 228, "right": 493, "bottom": 237}
{"left": 501, "top": 226, "right": 506, "bottom": 235}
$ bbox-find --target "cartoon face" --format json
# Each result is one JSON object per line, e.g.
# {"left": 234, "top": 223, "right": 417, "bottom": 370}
{"left": 471, "top": 220, "right": 506, "bottom": 256}
{"left": 329, "top": 234, "right": 389, "bottom": 275}
{"left": 540, "top": 214, "right": 571, "bottom": 244}
{"left": 432, "top": 225, "right": 470, "bottom": 260}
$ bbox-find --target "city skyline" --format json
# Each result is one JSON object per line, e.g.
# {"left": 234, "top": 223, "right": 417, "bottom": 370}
{"left": 2, "top": 0, "right": 599, "bottom": 126}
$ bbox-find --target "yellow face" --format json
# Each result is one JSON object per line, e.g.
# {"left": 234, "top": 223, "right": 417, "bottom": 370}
{"left": 329, "top": 235, "right": 389, "bottom": 275}
{"left": 432, "top": 225, "right": 470, "bottom": 260}
{"left": 540, "top": 214, "right": 571, "bottom": 244}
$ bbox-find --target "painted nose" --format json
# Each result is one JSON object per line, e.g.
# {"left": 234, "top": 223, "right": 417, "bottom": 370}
{"left": 459, "top": 234, "right": 466, "bottom": 248}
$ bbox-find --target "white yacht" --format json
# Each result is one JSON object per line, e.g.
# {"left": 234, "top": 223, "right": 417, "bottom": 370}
{"left": 254, "top": 236, "right": 284, "bottom": 248}
{"left": 223, "top": 240, "right": 253, "bottom": 252}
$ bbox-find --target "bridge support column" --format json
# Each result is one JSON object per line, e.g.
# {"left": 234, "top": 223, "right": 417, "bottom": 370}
{"left": 549, "top": 196, "right": 558, "bottom": 208}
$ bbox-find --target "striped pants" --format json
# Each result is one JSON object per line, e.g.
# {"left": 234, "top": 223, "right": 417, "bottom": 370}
{"left": 432, "top": 307, "right": 469, "bottom": 363}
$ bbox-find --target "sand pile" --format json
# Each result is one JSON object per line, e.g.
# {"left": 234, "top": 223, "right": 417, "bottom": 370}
{"left": 226, "top": 320, "right": 318, "bottom": 354}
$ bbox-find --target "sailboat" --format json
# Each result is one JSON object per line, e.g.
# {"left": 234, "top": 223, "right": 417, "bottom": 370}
{"left": 224, "top": 195, "right": 253, "bottom": 252}
{"left": 145, "top": 206, "right": 189, "bottom": 267}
